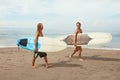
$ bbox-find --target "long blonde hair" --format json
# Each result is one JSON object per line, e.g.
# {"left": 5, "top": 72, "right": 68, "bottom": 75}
{"left": 37, "top": 23, "right": 43, "bottom": 32}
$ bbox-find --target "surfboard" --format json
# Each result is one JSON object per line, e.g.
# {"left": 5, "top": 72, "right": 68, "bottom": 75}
{"left": 17, "top": 32, "right": 112, "bottom": 52}
{"left": 55, "top": 32, "right": 112, "bottom": 46}
{"left": 17, "top": 37, "right": 67, "bottom": 52}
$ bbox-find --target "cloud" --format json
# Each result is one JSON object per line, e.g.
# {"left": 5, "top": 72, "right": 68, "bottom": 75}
{"left": 1, "top": 0, "right": 119, "bottom": 18}
{"left": 0, "top": 0, "right": 120, "bottom": 31}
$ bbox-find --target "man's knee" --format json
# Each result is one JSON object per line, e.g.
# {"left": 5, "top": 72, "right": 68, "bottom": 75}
{"left": 80, "top": 47, "right": 82, "bottom": 51}
{"left": 74, "top": 47, "right": 79, "bottom": 52}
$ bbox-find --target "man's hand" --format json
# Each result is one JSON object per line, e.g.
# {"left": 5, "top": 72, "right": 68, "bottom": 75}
{"left": 74, "top": 43, "right": 77, "bottom": 47}
{"left": 34, "top": 48, "right": 38, "bottom": 53}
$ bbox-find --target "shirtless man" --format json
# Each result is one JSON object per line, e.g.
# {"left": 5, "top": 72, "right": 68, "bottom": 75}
{"left": 32, "top": 23, "right": 51, "bottom": 68}
{"left": 69, "top": 22, "right": 83, "bottom": 61}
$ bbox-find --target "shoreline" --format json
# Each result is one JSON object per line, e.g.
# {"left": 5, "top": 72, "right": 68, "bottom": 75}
{"left": 0, "top": 46, "right": 120, "bottom": 51}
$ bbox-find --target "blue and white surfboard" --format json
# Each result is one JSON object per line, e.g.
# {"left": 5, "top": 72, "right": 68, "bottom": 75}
{"left": 17, "top": 37, "right": 67, "bottom": 52}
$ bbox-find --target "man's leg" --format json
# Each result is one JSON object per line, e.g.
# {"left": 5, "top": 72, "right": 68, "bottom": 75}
{"left": 38, "top": 52, "right": 51, "bottom": 68}
{"left": 69, "top": 47, "right": 78, "bottom": 60}
{"left": 43, "top": 56, "right": 49, "bottom": 68}
{"left": 32, "top": 53, "right": 38, "bottom": 68}
{"left": 78, "top": 46, "right": 83, "bottom": 61}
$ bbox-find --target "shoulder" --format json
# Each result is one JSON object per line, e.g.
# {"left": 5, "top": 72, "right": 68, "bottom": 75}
{"left": 35, "top": 32, "right": 39, "bottom": 37}
{"left": 74, "top": 29, "right": 78, "bottom": 34}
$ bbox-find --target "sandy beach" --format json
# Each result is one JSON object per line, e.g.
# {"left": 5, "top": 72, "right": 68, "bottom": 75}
{"left": 0, "top": 47, "right": 120, "bottom": 80}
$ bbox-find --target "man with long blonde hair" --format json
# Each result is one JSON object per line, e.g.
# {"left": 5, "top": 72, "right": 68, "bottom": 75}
{"left": 32, "top": 23, "right": 51, "bottom": 68}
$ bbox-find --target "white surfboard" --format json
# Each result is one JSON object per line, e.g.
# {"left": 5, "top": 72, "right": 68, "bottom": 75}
{"left": 55, "top": 32, "right": 112, "bottom": 46}
{"left": 38, "top": 37, "right": 67, "bottom": 52}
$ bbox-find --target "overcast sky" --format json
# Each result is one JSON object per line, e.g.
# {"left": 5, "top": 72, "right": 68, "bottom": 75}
{"left": 0, "top": 0, "right": 120, "bottom": 32}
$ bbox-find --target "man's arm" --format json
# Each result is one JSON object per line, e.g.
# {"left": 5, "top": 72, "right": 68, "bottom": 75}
{"left": 34, "top": 33, "right": 38, "bottom": 52}
{"left": 81, "top": 29, "right": 83, "bottom": 33}
{"left": 73, "top": 31, "right": 78, "bottom": 47}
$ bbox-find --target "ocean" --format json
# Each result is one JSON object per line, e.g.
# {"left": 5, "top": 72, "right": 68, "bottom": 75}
{"left": 0, "top": 27, "right": 120, "bottom": 50}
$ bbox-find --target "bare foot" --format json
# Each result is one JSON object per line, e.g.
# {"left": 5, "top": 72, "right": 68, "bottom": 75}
{"left": 46, "top": 65, "right": 52, "bottom": 68}
{"left": 79, "top": 58, "right": 83, "bottom": 62}
{"left": 69, "top": 55, "right": 72, "bottom": 61}
{"left": 32, "top": 66, "right": 35, "bottom": 69}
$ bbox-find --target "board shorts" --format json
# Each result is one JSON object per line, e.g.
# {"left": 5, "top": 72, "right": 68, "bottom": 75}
{"left": 74, "top": 46, "right": 82, "bottom": 51}
{"left": 38, "top": 52, "right": 47, "bottom": 58}
{"left": 34, "top": 52, "right": 47, "bottom": 58}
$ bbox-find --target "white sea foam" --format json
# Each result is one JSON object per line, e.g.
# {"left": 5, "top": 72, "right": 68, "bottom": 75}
{"left": 0, "top": 46, "right": 17, "bottom": 48}
{"left": 84, "top": 47, "right": 120, "bottom": 51}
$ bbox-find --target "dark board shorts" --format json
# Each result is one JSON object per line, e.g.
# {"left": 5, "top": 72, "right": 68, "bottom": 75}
{"left": 34, "top": 52, "right": 47, "bottom": 58}
{"left": 38, "top": 52, "right": 47, "bottom": 58}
